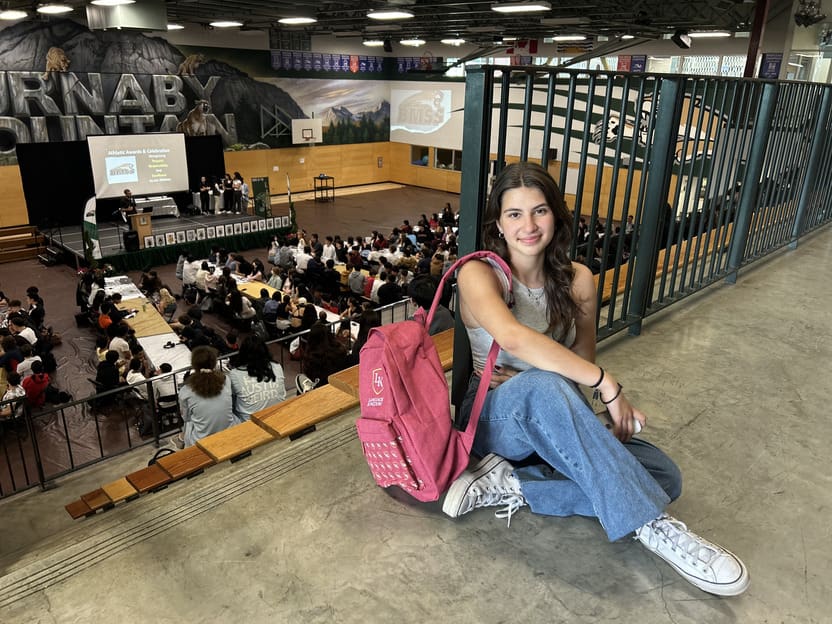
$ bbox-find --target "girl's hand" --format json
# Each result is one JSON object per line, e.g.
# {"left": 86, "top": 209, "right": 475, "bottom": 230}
{"left": 604, "top": 388, "right": 647, "bottom": 442}
{"left": 482, "top": 364, "right": 519, "bottom": 389}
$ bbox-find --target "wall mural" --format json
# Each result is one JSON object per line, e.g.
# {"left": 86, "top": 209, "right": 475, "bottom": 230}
{"left": 0, "top": 19, "right": 391, "bottom": 165}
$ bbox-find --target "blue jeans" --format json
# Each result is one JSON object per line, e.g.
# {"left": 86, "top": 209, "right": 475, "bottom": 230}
{"left": 461, "top": 369, "right": 680, "bottom": 541}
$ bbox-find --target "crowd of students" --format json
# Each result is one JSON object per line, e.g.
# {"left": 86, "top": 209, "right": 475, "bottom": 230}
{"left": 0, "top": 284, "right": 68, "bottom": 420}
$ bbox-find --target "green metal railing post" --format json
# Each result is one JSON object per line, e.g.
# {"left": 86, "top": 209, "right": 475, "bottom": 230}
{"left": 453, "top": 66, "right": 494, "bottom": 413}
{"left": 789, "top": 85, "right": 832, "bottom": 248}
{"left": 726, "top": 82, "right": 779, "bottom": 283}
{"left": 627, "top": 77, "right": 682, "bottom": 336}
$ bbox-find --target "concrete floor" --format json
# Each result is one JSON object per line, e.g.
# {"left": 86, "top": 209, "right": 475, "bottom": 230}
{"left": 0, "top": 227, "right": 830, "bottom": 623}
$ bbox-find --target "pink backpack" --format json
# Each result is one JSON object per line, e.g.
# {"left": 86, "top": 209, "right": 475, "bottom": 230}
{"left": 356, "top": 251, "right": 512, "bottom": 502}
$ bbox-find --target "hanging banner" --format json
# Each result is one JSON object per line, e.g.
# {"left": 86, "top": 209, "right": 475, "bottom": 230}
{"left": 251, "top": 176, "right": 271, "bottom": 218}
{"left": 82, "top": 196, "right": 102, "bottom": 260}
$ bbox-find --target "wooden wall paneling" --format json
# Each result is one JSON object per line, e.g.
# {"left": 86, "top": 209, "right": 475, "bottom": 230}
{"left": 0, "top": 166, "right": 28, "bottom": 228}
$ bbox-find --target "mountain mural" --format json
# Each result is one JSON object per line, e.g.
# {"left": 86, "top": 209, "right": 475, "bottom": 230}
{"left": 0, "top": 19, "right": 308, "bottom": 149}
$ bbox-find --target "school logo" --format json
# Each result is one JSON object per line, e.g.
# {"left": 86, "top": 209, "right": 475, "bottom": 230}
{"left": 372, "top": 368, "right": 384, "bottom": 395}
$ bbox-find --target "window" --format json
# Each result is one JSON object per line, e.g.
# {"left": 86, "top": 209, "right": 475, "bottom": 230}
{"left": 411, "top": 145, "right": 429, "bottom": 166}
{"left": 435, "top": 148, "right": 462, "bottom": 171}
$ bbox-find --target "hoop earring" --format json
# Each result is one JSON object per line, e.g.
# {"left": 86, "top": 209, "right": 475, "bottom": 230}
{"left": 498, "top": 231, "right": 505, "bottom": 239}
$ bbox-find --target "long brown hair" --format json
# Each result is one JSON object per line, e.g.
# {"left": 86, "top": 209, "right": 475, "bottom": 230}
{"left": 185, "top": 346, "right": 226, "bottom": 397}
{"left": 482, "top": 162, "right": 579, "bottom": 338}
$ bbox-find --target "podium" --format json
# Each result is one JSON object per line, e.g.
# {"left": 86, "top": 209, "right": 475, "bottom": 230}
{"left": 129, "top": 213, "right": 152, "bottom": 249}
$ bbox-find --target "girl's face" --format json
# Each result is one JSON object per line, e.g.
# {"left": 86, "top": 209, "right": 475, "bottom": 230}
{"left": 496, "top": 185, "right": 555, "bottom": 261}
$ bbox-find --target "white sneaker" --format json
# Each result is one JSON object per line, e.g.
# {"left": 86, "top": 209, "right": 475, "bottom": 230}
{"left": 442, "top": 454, "right": 527, "bottom": 527}
{"left": 295, "top": 374, "right": 319, "bottom": 394}
{"left": 635, "top": 514, "right": 749, "bottom": 596}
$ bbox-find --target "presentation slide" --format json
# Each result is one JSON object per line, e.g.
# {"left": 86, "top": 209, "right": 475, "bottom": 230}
{"left": 88, "top": 133, "right": 189, "bottom": 199}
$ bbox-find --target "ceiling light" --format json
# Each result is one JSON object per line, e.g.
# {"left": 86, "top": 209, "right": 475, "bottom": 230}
{"left": 368, "top": 9, "right": 414, "bottom": 20}
{"left": 167, "top": 23, "right": 185, "bottom": 30}
{"left": 552, "top": 34, "right": 586, "bottom": 42}
{"left": 621, "top": 34, "right": 635, "bottom": 40}
{"left": 670, "top": 29, "right": 691, "bottom": 49}
{"left": 36, "top": 3, "right": 73, "bottom": 14}
{"left": 441, "top": 38, "right": 466, "bottom": 46}
{"left": 209, "top": 20, "right": 243, "bottom": 28}
{"left": 363, "top": 39, "right": 385, "bottom": 47}
{"left": 90, "top": 0, "right": 135, "bottom": 6}
{"left": 0, "top": 9, "right": 27, "bottom": 19}
{"left": 491, "top": 1, "right": 552, "bottom": 14}
{"left": 400, "top": 38, "right": 426, "bottom": 47}
{"left": 688, "top": 31, "right": 731, "bottom": 38}
{"left": 278, "top": 17, "right": 317, "bottom": 25}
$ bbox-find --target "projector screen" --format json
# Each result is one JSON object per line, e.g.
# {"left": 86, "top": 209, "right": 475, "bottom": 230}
{"left": 88, "top": 133, "right": 189, "bottom": 199}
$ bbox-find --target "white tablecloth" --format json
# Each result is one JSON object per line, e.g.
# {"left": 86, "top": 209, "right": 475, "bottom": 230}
{"left": 104, "top": 276, "right": 143, "bottom": 301}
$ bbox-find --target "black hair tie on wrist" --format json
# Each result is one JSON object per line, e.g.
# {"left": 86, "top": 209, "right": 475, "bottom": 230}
{"left": 590, "top": 367, "right": 605, "bottom": 388}
{"left": 600, "top": 382, "right": 623, "bottom": 405}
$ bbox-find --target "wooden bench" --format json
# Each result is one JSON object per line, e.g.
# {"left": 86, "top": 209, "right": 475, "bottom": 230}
{"left": 126, "top": 463, "right": 173, "bottom": 494}
{"left": 64, "top": 499, "right": 95, "bottom": 520}
{"left": 252, "top": 384, "right": 358, "bottom": 438}
{"left": 329, "top": 327, "right": 455, "bottom": 399}
{"left": 196, "top": 420, "right": 276, "bottom": 463}
{"left": 65, "top": 328, "right": 458, "bottom": 519}
{"left": 155, "top": 445, "right": 215, "bottom": 480}
{"left": 81, "top": 488, "right": 115, "bottom": 513}
{"left": 102, "top": 477, "right": 140, "bottom": 504}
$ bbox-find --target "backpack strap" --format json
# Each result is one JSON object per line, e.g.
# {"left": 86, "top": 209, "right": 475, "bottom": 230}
{"left": 424, "top": 250, "right": 513, "bottom": 449}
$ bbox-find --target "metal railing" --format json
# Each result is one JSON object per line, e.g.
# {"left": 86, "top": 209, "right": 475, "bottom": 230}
{"left": 457, "top": 67, "right": 832, "bottom": 339}
{"left": 0, "top": 297, "right": 418, "bottom": 498}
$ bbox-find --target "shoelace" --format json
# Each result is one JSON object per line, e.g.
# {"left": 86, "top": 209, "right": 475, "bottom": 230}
{"left": 470, "top": 485, "right": 525, "bottom": 528}
{"left": 648, "top": 515, "right": 717, "bottom": 567}
{"left": 494, "top": 495, "right": 525, "bottom": 528}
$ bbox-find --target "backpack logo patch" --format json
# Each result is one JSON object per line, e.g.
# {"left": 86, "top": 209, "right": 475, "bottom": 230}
{"left": 372, "top": 368, "right": 384, "bottom": 395}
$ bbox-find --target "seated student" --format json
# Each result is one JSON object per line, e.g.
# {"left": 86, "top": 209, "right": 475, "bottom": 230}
{"left": 227, "top": 335, "right": 286, "bottom": 422}
{"left": 139, "top": 270, "right": 163, "bottom": 296}
{"left": 22, "top": 360, "right": 49, "bottom": 408}
{"left": 26, "top": 289, "right": 45, "bottom": 330}
{"left": 95, "top": 336, "right": 110, "bottom": 363}
{"left": 376, "top": 272, "right": 404, "bottom": 307}
{"left": 107, "top": 293, "right": 132, "bottom": 325}
{"left": 300, "top": 324, "right": 349, "bottom": 390}
{"left": 443, "top": 162, "right": 748, "bottom": 597}
{"left": 0, "top": 371, "right": 26, "bottom": 419}
{"left": 14, "top": 343, "right": 41, "bottom": 379}
{"left": 226, "top": 289, "right": 256, "bottom": 325}
{"left": 195, "top": 262, "right": 211, "bottom": 301}
{"left": 9, "top": 317, "right": 37, "bottom": 346}
{"left": 262, "top": 292, "right": 280, "bottom": 323}
{"left": 152, "top": 363, "right": 178, "bottom": 415}
{"left": 0, "top": 335, "right": 22, "bottom": 373}
{"left": 224, "top": 331, "right": 240, "bottom": 354}
{"left": 95, "top": 350, "right": 123, "bottom": 392}
{"left": 408, "top": 275, "right": 455, "bottom": 336}
{"left": 156, "top": 288, "right": 177, "bottom": 317}
{"left": 108, "top": 323, "right": 132, "bottom": 368}
{"left": 266, "top": 267, "right": 284, "bottom": 291}
{"left": 178, "top": 346, "right": 234, "bottom": 447}
{"left": 125, "top": 357, "right": 149, "bottom": 401}
{"left": 345, "top": 309, "right": 380, "bottom": 367}
{"left": 348, "top": 264, "right": 366, "bottom": 296}
{"left": 249, "top": 259, "right": 266, "bottom": 282}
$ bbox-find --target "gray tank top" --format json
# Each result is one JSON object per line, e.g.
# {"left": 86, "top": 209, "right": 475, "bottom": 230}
{"left": 466, "top": 281, "right": 576, "bottom": 372}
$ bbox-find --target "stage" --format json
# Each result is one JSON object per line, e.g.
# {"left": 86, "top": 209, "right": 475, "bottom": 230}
{"left": 42, "top": 209, "right": 292, "bottom": 271}
{"left": 36, "top": 182, "right": 445, "bottom": 272}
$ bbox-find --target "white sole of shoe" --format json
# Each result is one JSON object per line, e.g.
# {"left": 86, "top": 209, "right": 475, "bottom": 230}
{"left": 662, "top": 551, "right": 750, "bottom": 596}
{"left": 441, "top": 453, "right": 505, "bottom": 518}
